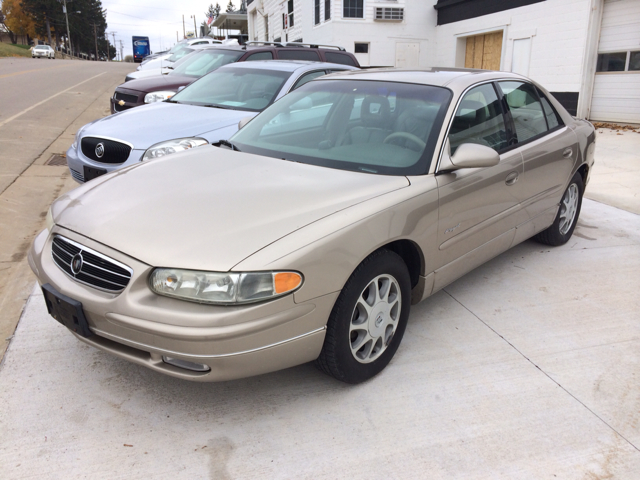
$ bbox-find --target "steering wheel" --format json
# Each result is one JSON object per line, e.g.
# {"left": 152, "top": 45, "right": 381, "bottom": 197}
{"left": 383, "top": 132, "right": 426, "bottom": 152}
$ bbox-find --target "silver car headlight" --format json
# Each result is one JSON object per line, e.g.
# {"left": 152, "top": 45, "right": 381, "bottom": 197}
{"left": 149, "top": 269, "right": 303, "bottom": 305}
{"left": 142, "top": 137, "right": 208, "bottom": 160}
{"left": 144, "top": 91, "right": 176, "bottom": 104}
{"left": 71, "top": 127, "right": 85, "bottom": 150}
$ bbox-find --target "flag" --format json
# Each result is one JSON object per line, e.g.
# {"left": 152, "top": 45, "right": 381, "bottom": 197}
{"left": 207, "top": 13, "right": 214, "bottom": 25}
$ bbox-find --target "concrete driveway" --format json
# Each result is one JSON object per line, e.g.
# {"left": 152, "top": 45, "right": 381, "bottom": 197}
{"left": 0, "top": 90, "right": 639, "bottom": 477}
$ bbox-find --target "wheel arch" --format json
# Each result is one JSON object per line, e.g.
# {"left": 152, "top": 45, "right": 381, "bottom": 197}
{"left": 375, "top": 239, "right": 424, "bottom": 290}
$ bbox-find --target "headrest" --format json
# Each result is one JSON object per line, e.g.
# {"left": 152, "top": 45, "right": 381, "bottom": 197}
{"left": 361, "top": 95, "right": 391, "bottom": 128}
{"left": 457, "top": 100, "right": 487, "bottom": 124}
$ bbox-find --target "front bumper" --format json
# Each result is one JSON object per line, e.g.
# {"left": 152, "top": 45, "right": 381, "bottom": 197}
{"left": 66, "top": 143, "right": 144, "bottom": 183}
{"left": 28, "top": 227, "right": 335, "bottom": 382}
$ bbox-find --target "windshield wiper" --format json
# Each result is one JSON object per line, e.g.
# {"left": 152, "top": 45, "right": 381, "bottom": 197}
{"left": 203, "top": 104, "right": 234, "bottom": 110}
{"left": 215, "top": 140, "right": 240, "bottom": 151}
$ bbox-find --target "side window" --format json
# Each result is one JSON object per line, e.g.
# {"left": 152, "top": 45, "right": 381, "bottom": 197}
{"left": 245, "top": 52, "right": 274, "bottom": 61}
{"left": 535, "top": 87, "right": 564, "bottom": 130}
{"left": 292, "top": 71, "right": 326, "bottom": 90}
{"left": 499, "top": 81, "right": 548, "bottom": 143}
{"left": 278, "top": 50, "right": 321, "bottom": 61}
{"left": 449, "top": 83, "right": 508, "bottom": 154}
{"left": 324, "top": 52, "right": 356, "bottom": 66}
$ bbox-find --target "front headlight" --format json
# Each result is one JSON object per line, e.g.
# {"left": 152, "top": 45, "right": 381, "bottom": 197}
{"left": 144, "top": 90, "right": 176, "bottom": 104}
{"left": 142, "top": 137, "right": 208, "bottom": 160}
{"left": 45, "top": 207, "right": 55, "bottom": 232}
{"left": 71, "top": 127, "right": 84, "bottom": 150}
{"left": 149, "top": 269, "right": 303, "bottom": 305}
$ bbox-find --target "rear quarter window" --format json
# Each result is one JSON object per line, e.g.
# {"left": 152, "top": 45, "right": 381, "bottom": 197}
{"left": 324, "top": 52, "right": 356, "bottom": 66}
{"left": 277, "top": 50, "right": 321, "bottom": 61}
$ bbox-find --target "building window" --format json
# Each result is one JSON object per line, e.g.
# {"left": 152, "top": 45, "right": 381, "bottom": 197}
{"left": 288, "top": 0, "right": 295, "bottom": 27}
{"left": 344, "top": 0, "right": 363, "bottom": 18}
{"left": 355, "top": 43, "right": 368, "bottom": 53}
{"left": 325, "top": 0, "right": 331, "bottom": 20}
{"left": 315, "top": 0, "right": 320, "bottom": 25}
{"left": 597, "top": 52, "right": 627, "bottom": 72}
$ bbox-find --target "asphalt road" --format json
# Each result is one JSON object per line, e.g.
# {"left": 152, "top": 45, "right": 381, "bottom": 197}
{"left": 0, "top": 58, "right": 132, "bottom": 361}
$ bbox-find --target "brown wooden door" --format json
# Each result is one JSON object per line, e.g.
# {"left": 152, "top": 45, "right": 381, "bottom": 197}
{"left": 465, "top": 31, "right": 503, "bottom": 70}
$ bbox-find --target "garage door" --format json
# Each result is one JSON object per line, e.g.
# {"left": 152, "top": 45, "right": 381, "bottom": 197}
{"left": 590, "top": 0, "right": 640, "bottom": 123}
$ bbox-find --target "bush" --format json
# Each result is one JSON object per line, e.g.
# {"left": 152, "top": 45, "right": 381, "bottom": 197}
{"left": 124, "top": 55, "right": 133, "bottom": 62}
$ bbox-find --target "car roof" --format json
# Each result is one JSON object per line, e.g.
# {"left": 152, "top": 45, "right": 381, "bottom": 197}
{"left": 316, "top": 67, "right": 528, "bottom": 91}
{"left": 216, "top": 60, "right": 358, "bottom": 73}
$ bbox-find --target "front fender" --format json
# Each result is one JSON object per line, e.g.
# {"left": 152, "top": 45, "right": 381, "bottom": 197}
{"left": 233, "top": 176, "right": 440, "bottom": 304}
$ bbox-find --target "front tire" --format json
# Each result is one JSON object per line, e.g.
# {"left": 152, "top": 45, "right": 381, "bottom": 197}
{"left": 534, "top": 171, "right": 584, "bottom": 246}
{"left": 316, "top": 249, "right": 411, "bottom": 384}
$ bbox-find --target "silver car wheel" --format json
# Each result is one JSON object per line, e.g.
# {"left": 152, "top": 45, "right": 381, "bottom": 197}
{"left": 559, "top": 183, "right": 579, "bottom": 235}
{"left": 349, "top": 274, "right": 401, "bottom": 364}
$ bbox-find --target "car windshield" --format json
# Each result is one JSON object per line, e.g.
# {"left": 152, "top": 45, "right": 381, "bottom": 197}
{"left": 230, "top": 80, "right": 452, "bottom": 175}
{"left": 36, "top": 46, "right": 48, "bottom": 50}
{"left": 166, "top": 47, "right": 194, "bottom": 63}
{"left": 170, "top": 67, "right": 291, "bottom": 112}
{"left": 169, "top": 50, "right": 243, "bottom": 77}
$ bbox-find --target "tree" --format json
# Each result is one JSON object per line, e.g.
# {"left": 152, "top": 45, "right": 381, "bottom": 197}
{"left": 2, "top": 0, "right": 36, "bottom": 44}
{"left": 21, "top": 0, "right": 112, "bottom": 59}
{"left": 214, "top": 3, "right": 221, "bottom": 16}
{"left": 226, "top": 1, "right": 235, "bottom": 13}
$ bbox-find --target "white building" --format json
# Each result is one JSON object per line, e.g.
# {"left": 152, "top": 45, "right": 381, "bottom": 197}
{"left": 247, "top": 0, "right": 640, "bottom": 123}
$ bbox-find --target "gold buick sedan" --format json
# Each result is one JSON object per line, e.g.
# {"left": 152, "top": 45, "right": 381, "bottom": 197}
{"left": 29, "top": 68, "right": 596, "bottom": 384}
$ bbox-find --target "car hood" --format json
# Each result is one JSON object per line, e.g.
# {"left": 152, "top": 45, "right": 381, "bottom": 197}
{"left": 52, "top": 148, "right": 410, "bottom": 271}
{"left": 82, "top": 103, "right": 252, "bottom": 149}
{"left": 118, "top": 74, "right": 194, "bottom": 94}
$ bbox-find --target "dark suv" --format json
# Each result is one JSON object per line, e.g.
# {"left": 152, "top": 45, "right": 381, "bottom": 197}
{"left": 111, "top": 42, "right": 360, "bottom": 114}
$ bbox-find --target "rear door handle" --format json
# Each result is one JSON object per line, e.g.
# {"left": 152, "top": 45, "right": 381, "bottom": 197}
{"left": 505, "top": 171, "right": 519, "bottom": 186}
{"left": 563, "top": 148, "right": 573, "bottom": 158}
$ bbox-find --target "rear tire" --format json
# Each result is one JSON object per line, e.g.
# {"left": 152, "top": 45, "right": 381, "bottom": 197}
{"left": 315, "top": 249, "right": 411, "bottom": 384}
{"left": 534, "top": 171, "right": 583, "bottom": 246}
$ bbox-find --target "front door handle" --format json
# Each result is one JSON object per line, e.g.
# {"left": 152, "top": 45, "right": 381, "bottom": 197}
{"left": 563, "top": 148, "right": 573, "bottom": 158}
{"left": 505, "top": 171, "right": 519, "bottom": 186}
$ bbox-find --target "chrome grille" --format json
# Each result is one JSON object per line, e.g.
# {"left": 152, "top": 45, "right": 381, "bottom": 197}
{"left": 51, "top": 236, "right": 132, "bottom": 292}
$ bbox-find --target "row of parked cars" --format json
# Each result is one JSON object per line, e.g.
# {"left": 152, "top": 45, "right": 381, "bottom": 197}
{"left": 29, "top": 40, "right": 596, "bottom": 385}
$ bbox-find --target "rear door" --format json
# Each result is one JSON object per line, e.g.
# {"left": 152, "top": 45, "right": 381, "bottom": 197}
{"left": 497, "top": 81, "right": 577, "bottom": 221}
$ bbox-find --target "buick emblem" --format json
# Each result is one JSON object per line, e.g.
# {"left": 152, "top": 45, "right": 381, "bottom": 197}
{"left": 71, "top": 253, "right": 83, "bottom": 275}
{"left": 375, "top": 313, "right": 384, "bottom": 328}
{"left": 95, "top": 143, "right": 105, "bottom": 158}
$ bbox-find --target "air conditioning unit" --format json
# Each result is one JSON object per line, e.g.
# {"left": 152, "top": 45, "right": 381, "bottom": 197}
{"left": 375, "top": 7, "right": 404, "bottom": 21}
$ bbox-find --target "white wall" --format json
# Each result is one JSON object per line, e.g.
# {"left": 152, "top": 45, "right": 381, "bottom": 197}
{"left": 248, "top": 0, "right": 437, "bottom": 67}
{"left": 434, "top": 0, "right": 594, "bottom": 94}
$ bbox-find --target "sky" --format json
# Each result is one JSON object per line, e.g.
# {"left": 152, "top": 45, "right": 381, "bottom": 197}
{"left": 101, "top": 0, "right": 239, "bottom": 59}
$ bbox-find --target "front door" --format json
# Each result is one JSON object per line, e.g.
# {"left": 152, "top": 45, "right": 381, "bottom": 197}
{"left": 434, "top": 82, "right": 525, "bottom": 291}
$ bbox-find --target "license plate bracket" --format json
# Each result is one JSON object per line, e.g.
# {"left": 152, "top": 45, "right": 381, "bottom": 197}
{"left": 83, "top": 165, "right": 107, "bottom": 182}
{"left": 41, "top": 283, "right": 93, "bottom": 337}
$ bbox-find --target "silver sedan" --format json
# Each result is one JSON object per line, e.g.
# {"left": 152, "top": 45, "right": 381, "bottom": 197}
{"left": 29, "top": 68, "right": 595, "bottom": 384}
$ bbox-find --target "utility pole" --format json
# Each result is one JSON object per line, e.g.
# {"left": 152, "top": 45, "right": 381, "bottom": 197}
{"left": 119, "top": 40, "right": 123, "bottom": 63}
{"left": 91, "top": 24, "right": 98, "bottom": 61}
{"left": 182, "top": 15, "right": 186, "bottom": 39}
{"left": 62, "top": 0, "right": 72, "bottom": 57}
{"left": 111, "top": 32, "right": 117, "bottom": 60}
{"left": 191, "top": 15, "right": 197, "bottom": 37}
{"left": 176, "top": 31, "right": 178, "bottom": 42}
{"left": 105, "top": 33, "right": 109, "bottom": 62}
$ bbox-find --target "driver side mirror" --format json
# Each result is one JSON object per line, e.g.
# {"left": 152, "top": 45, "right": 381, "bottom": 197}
{"left": 440, "top": 139, "right": 500, "bottom": 171}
